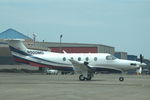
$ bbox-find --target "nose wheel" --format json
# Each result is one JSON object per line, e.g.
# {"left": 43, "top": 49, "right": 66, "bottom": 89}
{"left": 119, "top": 77, "right": 124, "bottom": 81}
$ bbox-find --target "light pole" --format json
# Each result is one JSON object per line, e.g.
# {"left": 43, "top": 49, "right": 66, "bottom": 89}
{"left": 33, "top": 33, "right": 37, "bottom": 43}
{"left": 59, "top": 34, "right": 63, "bottom": 53}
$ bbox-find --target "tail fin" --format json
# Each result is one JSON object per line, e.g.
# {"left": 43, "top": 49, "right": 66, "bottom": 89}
{"left": 5, "top": 39, "right": 28, "bottom": 53}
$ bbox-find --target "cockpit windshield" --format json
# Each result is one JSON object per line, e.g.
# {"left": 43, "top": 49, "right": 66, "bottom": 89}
{"left": 106, "top": 55, "right": 117, "bottom": 60}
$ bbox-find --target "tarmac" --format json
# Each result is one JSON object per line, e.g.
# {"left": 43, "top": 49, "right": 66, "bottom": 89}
{"left": 0, "top": 71, "right": 150, "bottom": 100}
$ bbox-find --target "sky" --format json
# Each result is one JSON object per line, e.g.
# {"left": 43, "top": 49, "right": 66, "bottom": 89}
{"left": 0, "top": 0, "right": 150, "bottom": 58}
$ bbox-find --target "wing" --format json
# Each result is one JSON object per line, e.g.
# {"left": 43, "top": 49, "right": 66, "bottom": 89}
{"left": 69, "top": 59, "right": 94, "bottom": 77}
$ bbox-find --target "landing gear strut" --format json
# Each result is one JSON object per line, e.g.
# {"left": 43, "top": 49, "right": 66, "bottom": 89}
{"left": 86, "top": 74, "right": 92, "bottom": 80}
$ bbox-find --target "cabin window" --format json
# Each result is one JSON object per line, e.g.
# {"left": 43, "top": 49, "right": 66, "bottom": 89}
{"left": 63, "top": 57, "right": 66, "bottom": 61}
{"left": 85, "top": 57, "right": 89, "bottom": 61}
{"left": 106, "top": 55, "right": 116, "bottom": 60}
{"left": 94, "top": 57, "right": 98, "bottom": 61}
{"left": 78, "top": 57, "right": 81, "bottom": 61}
{"left": 71, "top": 57, "right": 74, "bottom": 60}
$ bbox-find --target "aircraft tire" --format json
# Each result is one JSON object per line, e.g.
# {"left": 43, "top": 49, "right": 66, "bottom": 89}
{"left": 79, "top": 75, "right": 85, "bottom": 81}
{"left": 119, "top": 77, "right": 124, "bottom": 82}
{"left": 86, "top": 74, "right": 92, "bottom": 81}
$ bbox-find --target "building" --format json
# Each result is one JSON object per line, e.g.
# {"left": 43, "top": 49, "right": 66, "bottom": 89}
{"left": 29, "top": 42, "right": 115, "bottom": 54}
{"left": 115, "top": 52, "right": 127, "bottom": 59}
{"left": 0, "top": 28, "right": 32, "bottom": 41}
{"left": 127, "top": 55, "right": 137, "bottom": 61}
{"left": 0, "top": 42, "right": 14, "bottom": 64}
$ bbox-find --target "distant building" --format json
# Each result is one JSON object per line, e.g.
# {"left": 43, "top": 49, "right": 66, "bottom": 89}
{"left": 0, "top": 28, "right": 32, "bottom": 42}
{"left": 31, "top": 42, "right": 115, "bottom": 54}
{"left": 0, "top": 42, "right": 14, "bottom": 64}
{"left": 127, "top": 55, "right": 137, "bottom": 61}
{"left": 115, "top": 52, "right": 127, "bottom": 59}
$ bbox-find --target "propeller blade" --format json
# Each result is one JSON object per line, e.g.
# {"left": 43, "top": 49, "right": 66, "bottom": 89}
{"left": 136, "top": 67, "right": 142, "bottom": 75}
{"left": 140, "top": 54, "right": 143, "bottom": 63}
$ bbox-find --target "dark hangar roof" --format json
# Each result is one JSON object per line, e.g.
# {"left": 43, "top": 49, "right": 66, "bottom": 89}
{"left": 0, "top": 28, "right": 32, "bottom": 39}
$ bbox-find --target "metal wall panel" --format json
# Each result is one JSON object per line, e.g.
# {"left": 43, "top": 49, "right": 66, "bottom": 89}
{"left": 127, "top": 55, "right": 137, "bottom": 61}
{"left": 50, "top": 47, "right": 97, "bottom": 53}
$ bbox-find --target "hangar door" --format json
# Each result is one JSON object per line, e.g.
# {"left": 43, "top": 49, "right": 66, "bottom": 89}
{"left": 50, "top": 47, "right": 97, "bottom": 53}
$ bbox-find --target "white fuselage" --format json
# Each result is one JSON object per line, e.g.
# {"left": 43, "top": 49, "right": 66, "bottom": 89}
{"left": 24, "top": 50, "right": 141, "bottom": 72}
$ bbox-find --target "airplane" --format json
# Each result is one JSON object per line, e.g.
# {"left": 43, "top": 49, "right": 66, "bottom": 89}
{"left": 6, "top": 39, "right": 146, "bottom": 81}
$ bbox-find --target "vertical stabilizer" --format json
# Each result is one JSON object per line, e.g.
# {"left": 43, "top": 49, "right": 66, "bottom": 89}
{"left": 6, "top": 39, "right": 27, "bottom": 53}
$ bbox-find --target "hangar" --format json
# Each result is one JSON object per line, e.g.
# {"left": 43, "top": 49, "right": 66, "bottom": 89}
{"left": 115, "top": 52, "right": 127, "bottom": 60}
{"left": 28, "top": 41, "right": 115, "bottom": 54}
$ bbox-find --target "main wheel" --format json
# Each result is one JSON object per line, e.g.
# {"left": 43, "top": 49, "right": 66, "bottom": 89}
{"left": 79, "top": 75, "right": 85, "bottom": 81}
{"left": 86, "top": 74, "right": 92, "bottom": 81}
{"left": 119, "top": 77, "right": 124, "bottom": 81}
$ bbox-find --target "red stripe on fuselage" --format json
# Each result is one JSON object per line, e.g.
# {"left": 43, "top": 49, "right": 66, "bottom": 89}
{"left": 14, "top": 56, "right": 73, "bottom": 71}
{"left": 14, "top": 58, "right": 50, "bottom": 68}
{"left": 15, "top": 58, "right": 29, "bottom": 64}
{"left": 30, "top": 62, "right": 52, "bottom": 68}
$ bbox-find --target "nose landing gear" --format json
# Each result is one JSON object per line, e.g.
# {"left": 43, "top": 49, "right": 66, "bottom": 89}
{"left": 119, "top": 77, "right": 124, "bottom": 81}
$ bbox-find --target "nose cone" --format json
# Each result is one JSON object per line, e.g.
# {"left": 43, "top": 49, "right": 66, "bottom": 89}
{"left": 129, "top": 61, "right": 145, "bottom": 69}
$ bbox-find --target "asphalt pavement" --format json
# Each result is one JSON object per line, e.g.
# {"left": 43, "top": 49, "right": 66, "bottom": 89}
{"left": 0, "top": 72, "right": 150, "bottom": 100}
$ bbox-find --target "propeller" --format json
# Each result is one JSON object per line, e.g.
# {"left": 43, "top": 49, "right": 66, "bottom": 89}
{"left": 140, "top": 54, "right": 143, "bottom": 64}
{"left": 137, "top": 54, "right": 144, "bottom": 75}
{"left": 136, "top": 66, "right": 142, "bottom": 75}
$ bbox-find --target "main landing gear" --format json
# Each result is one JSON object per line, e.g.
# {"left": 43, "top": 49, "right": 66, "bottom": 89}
{"left": 79, "top": 74, "right": 93, "bottom": 81}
